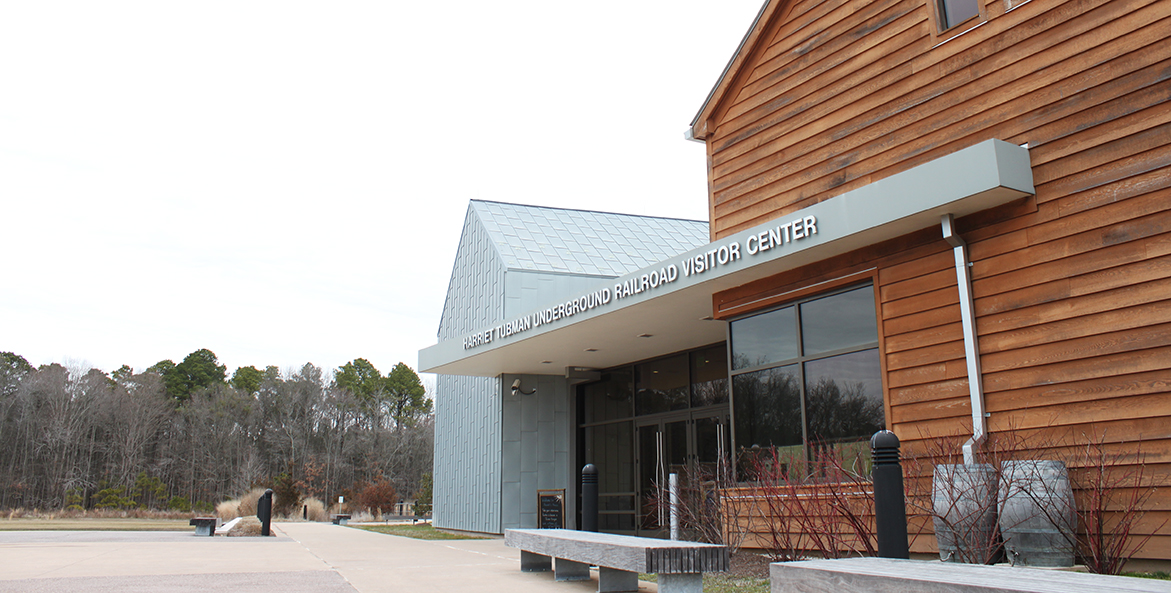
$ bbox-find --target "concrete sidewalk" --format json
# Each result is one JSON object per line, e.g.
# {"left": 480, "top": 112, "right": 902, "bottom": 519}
{"left": 0, "top": 522, "right": 659, "bottom": 593}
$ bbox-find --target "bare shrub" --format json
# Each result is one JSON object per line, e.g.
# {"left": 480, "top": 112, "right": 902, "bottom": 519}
{"left": 216, "top": 499, "right": 240, "bottom": 521}
{"left": 354, "top": 475, "right": 397, "bottom": 515}
{"left": 226, "top": 516, "right": 263, "bottom": 537}
{"left": 236, "top": 488, "right": 267, "bottom": 517}
{"left": 748, "top": 443, "right": 877, "bottom": 561}
{"left": 1068, "top": 433, "right": 1167, "bottom": 575}
{"left": 302, "top": 497, "right": 328, "bottom": 521}
{"left": 647, "top": 456, "right": 748, "bottom": 553}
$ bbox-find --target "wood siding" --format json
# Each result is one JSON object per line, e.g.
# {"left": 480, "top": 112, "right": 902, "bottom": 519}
{"left": 703, "top": 0, "right": 1171, "bottom": 559}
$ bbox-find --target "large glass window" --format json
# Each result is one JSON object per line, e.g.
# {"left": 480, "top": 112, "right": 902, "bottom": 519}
{"left": 582, "top": 370, "right": 633, "bottom": 424}
{"left": 635, "top": 355, "right": 688, "bottom": 415}
{"left": 690, "top": 344, "right": 728, "bottom": 407}
{"left": 729, "top": 284, "right": 884, "bottom": 474}
{"left": 577, "top": 343, "right": 730, "bottom": 534}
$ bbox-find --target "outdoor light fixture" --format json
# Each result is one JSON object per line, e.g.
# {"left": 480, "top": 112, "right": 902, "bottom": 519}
{"left": 511, "top": 379, "right": 536, "bottom": 396}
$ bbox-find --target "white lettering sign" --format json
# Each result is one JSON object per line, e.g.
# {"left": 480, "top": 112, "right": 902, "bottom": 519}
{"left": 460, "top": 214, "right": 818, "bottom": 349}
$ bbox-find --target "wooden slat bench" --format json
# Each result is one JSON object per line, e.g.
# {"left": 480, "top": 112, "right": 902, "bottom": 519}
{"left": 505, "top": 528, "right": 729, "bottom": 593}
{"left": 770, "top": 557, "right": 1170, "bottom": 593}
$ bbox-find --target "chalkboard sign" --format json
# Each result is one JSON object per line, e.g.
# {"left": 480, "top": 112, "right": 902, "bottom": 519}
{"left": 537, "top": 489, "right": 565, "bottom": 529}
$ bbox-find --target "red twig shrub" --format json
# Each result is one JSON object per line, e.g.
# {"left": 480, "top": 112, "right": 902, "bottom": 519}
{"left": 354, "top": 475, "right": 398, "bottom": 515}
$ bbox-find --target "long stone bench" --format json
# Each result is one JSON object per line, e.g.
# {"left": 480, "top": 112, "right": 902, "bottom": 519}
{"left": 189, "top": 516, "right": 220, "bottom": 536}
{"left": 770, "top": 557, "right": 1169, "bottom": 593}
{"left": 505, "top": 528, "right": 728, "bottom": 593}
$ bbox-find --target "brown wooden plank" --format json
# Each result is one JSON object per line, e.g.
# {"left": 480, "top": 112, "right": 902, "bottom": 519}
{"left": 886, "top": 358, "right": 969, "bottom": 389}
{"left": 712, "top": 3, "right": 1170, "bottom": 234}
{"left": 987, "top": 392, "right": 1171, "bottom": 431}
{"left": 891, "top": 395, "right": 973, "bottom": 425}
{"left": 880, "top": 268, "right": 957, "bottom": 303}
{"left": 976, "top": 254, "right": 1171, "bottom": 316}
{"left": 1040, "top": 143, "right": 1171, "bottom": 204}
{"left": 982, "top": 322, "right": 1171, "bottom": 374}
{"left": 886, "top": 340, "right": 965, "bottom": 372}
{"left": 881, "top": 287, "right": 957, "bottom": 320}
{"left": 712, "top": 0, "right": 1108, "bottom": 169}
{"left": 975, "top": 209, "right": 1171, "bottom": 283}
{"left": 884, "top": 321, "right": 963, "bottom": 354}
{"left": 877, "top": 249, "right": 953, "bottom": 286}
{"left": 983, "top": 345, "right": 1171, "bottom": 393}
{"left": 979, "top": 281, "right": 1171, "bottom": 344}
{"left": 888, "top": 377, "right": 971, "bottom": 406}
{"left": 1026, "top": 84, "right": 1171, "bottom": 169}
{"left": 971, "top": 231, "right": 1161, "bottom": 302}
{"left": 883, "top": 305, "right": 961, "bottom": 339}
{"left": 981, "top": 369, "right": 1171, "bottom": 414}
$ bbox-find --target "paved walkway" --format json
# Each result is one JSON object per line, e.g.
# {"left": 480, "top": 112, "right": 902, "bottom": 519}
{"left": 0, "top": 522, "right": 659, "bottom": 593}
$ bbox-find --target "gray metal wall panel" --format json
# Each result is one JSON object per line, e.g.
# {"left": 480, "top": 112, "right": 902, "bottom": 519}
{"left": 500, "top": 373, "right": 575, "bottom": 531}
{"left": 433, "top": 207, "right": 506, "bottom": 533}
{"left": 504, "top": 270, "right": 616, "bottom": 319}
{"left": 433, "top": 374, "right": 501, "bottom": 533}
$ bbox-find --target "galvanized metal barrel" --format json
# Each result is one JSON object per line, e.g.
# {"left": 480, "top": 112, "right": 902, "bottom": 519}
{"left": 998, "top": 460, "right": 1076, "bottom": 567}
{"left": 932, "top": 463, "right": 999, "bottom": 564}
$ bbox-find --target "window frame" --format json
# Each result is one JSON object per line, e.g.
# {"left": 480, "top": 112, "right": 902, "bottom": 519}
{"left": 928, "top": 0, "right": 988, "bottom": 42}
{"left": 727, "top": 281, "right": 887, "bottom": 466}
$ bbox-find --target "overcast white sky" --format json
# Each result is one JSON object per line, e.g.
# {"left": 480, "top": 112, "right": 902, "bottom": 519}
{"left": 0, "top": 0, "right": 764, "bottom": 381}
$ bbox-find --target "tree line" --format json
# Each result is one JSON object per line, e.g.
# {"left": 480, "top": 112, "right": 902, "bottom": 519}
{"left": 0, "top": 349, "right": 433, "bottom": 514}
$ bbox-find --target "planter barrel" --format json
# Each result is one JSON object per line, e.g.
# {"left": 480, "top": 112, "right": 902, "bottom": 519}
{"left": 998, "top": 460, "right": 1076, "bottom": 567}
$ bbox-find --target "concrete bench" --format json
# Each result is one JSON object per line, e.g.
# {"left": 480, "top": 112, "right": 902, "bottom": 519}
{"left": 331, "top": 514, "right": 351, "bottom": 525}
{"left": 189, "top": 516, "right": 220, "bottom": 536}
{"left": 770, "top": 557, "right": 1169, "bottom": 593}
{"left": 505, "top": 528, "right": 728, "bottom": 593}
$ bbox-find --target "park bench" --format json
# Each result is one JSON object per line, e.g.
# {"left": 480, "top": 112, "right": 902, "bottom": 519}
{"left": 189, "top": 516, "right": 220, "bottom": 536}
{"left": 505, "top": 528, "right": 728, "bottom": 593}
{"left": 331, "top": 514, "right": 351, "bottom": 525}
{"left": 770, "top": 557, "right": 1169, "bottom": 593}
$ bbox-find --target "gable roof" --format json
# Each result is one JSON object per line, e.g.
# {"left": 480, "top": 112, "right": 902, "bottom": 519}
{"left": 469, "top": 200, "right": 709, "bottom": 277}
{"left": 688, "top": 0, "right": 784, "bottom": 141}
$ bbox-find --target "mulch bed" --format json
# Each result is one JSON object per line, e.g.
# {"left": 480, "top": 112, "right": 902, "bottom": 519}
{"left": 729, "top": 549, "right": 774, "bottom": 578}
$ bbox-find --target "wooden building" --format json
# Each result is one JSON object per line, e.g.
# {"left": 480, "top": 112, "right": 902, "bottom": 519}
{"left": 421, "top": 0, "right": 1169, "bottom": 565}
{"left": 689, "top": 0, "right": 1170, "bottom": 562}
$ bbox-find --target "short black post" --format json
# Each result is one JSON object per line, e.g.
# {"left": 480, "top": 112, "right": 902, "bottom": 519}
{"left": 581, "top": 464, "right": 598, "bottom": 532}
{"left": 871, "top": 430, "right": 909, "bottom": 559}
{"left": 303, "top": 504, "right": 308, "bottom": 521}
{"left": 258, "top": 488, "right": 274, "bottom": 537}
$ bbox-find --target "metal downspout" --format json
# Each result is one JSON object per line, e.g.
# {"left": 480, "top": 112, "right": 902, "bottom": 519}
{"left": 941, "top": 214, "right": 987, "bottom": 464}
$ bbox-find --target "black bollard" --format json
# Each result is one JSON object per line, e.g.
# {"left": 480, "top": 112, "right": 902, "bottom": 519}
{"left": 871, "top": 430, "right": 909, "bottom": 559}
{"left": 258, "top": 488, "right": 274, "bottom": 537}
{"left": 581, "top": 464, "right": 598, "bottom": 532}
{"left": 303, "top": 504, "right": 308, "bottom": 521}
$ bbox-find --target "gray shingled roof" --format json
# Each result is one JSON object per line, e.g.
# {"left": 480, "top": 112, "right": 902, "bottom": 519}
{"left": 470, "top": 200, "right": 710, "bottom": 276}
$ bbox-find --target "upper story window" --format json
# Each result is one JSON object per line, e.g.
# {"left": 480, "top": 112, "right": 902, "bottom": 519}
{"left": 937, "top": 0, "right": 981, "bottom": 32}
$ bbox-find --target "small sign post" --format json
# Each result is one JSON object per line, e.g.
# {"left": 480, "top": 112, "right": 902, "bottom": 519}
{"left": 537, "top": 489, "right": 565, "bottom": 529}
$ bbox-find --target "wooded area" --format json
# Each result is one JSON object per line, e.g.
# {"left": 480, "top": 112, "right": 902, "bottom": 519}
{"left": 0, "top": 350, "right": 433, "bottom": 514}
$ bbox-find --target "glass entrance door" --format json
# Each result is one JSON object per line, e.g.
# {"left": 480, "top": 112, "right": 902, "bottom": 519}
{"left": 635, "top": 410, "right": 730, "bottom": 536}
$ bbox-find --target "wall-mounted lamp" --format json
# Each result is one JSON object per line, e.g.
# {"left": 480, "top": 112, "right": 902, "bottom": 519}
{"left": 511, "top": 379, "right": 536, "bottom": 396}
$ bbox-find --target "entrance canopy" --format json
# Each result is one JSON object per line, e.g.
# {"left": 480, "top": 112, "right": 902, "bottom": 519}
{"left": 419, "top": 139, "right": 1034, "bottom": 377}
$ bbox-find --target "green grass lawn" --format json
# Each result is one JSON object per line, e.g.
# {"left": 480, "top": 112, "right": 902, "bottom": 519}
{"left": 1124, "top": 571, "right": 1171, "bottom": 580}
{"left": 638, "top": 572, "right": 768, "bottom": 593}
{"left": 357, "top": 523, "right": 488, "bottom": 541}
